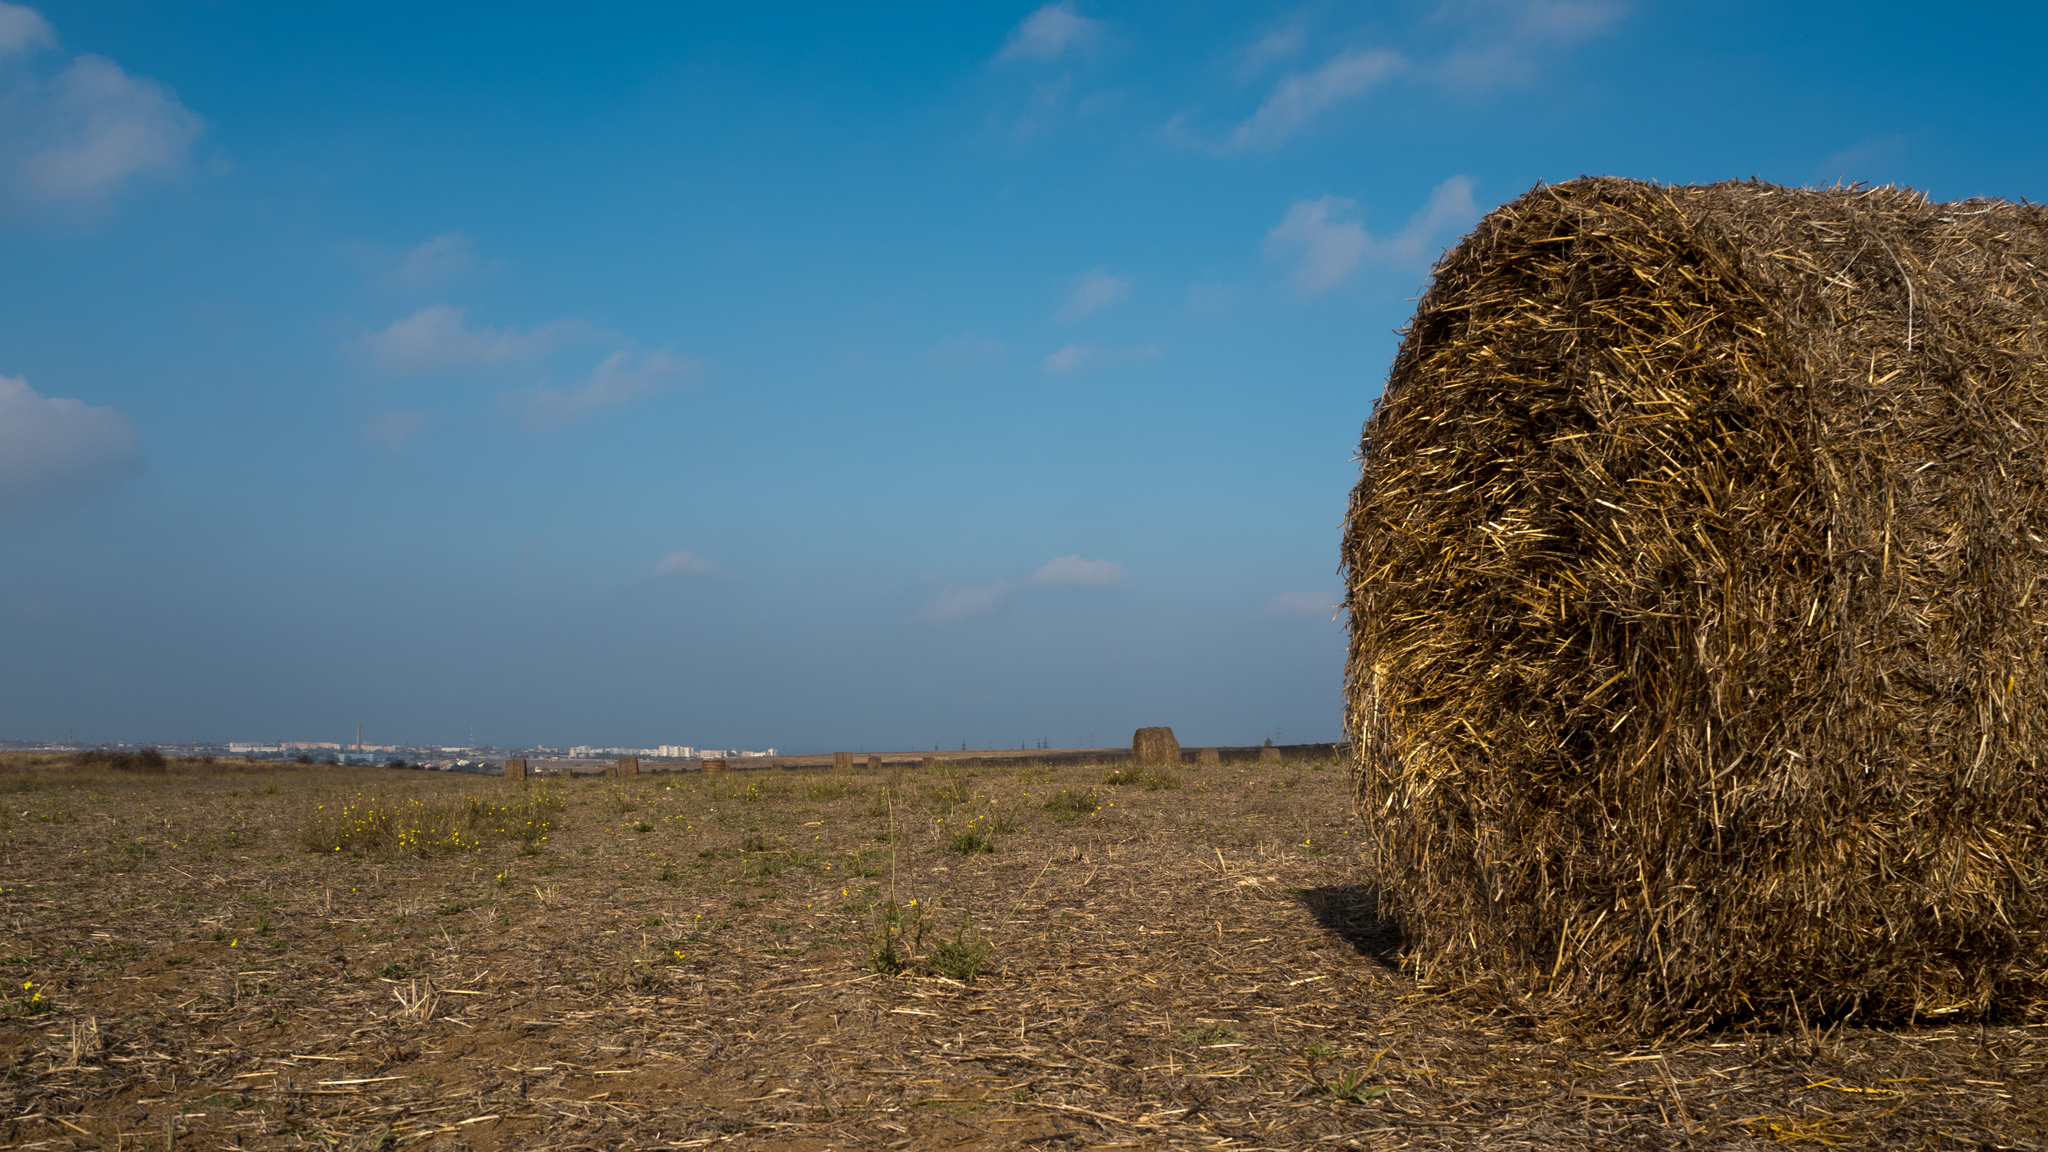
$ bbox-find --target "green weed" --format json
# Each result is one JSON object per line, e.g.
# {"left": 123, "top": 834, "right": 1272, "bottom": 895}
{"left": 945, "top": 814, "right": 1000, "bottom": 854}
{"left": 301, "top": 788, "right": 564, "bottom": 856}
{"left": 1105, "top": 766, "right": 1181, "bottom": 790}
{"left": 1327, "top": 1068, "right": 1389, "bottom": 1104}
{"left": 1039, "top": 787, "right": 1101, "bottom": 816}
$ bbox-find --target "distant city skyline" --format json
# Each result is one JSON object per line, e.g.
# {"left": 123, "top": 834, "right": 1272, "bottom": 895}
{"left": 4, "top": 2, "right": 2041, "bottom": 750}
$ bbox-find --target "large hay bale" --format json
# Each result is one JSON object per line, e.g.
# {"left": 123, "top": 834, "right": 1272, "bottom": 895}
{"left": 1132, "top": 727, "right": 1180, "bottom": 765}
{"left": 1344, "top": 177, "right": 2048, "bottom": 1031}
{"left": 503, "top": 758, "right": 527, "bottom": 781}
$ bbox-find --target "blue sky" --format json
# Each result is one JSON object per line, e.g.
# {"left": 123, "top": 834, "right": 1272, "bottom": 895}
{"left": 2, "top": 1, "right": 2042, "bottom": 752}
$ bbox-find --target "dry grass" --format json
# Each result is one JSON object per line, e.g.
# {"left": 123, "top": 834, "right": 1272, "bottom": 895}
{"left": 1347, "top": 178, "right": 2048, "bottom": 1035}
{"left": 0, "top": 751, "right": 2042, "bottom": 1149}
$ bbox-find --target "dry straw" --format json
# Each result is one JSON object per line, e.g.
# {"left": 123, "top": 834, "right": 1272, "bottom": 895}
{"left": 1344, "top": 177, "right": 2048, "bottom": 1033}
{"left": 1132, "top": 727, "right": 1181, "bottom": 765}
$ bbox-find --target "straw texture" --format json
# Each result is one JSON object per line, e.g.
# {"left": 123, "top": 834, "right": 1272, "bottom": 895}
{"left": 1344, "top": 177, "right": 2048, "bottom": 1032}
{"left": 1133, "top": 727, "right": 1181, "bottom": 765}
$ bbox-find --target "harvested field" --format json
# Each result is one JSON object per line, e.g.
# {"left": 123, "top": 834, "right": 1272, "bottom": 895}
{"left": 1, "top": 752, "right": 2044, "bottom": 1150}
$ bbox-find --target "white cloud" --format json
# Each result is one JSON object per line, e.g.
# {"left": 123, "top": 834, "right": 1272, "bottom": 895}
{"left": 655, "top": 550, "right": 728, "bottom": 579}
{"left": 1819, "top": 134, "right": 1911, "bottom": 182}
{"left": 512, "top": 349, "right": 695, "bottom": 431}
{"left": 1436, "top": 0, "right": 1627, "bottom": 93}
{"left": 1268, "top": 591, "right": 1338, "bottom": 618}
{"left": 0, "top": 372, "right": 140, "bottom": 513}
{"left": 1379, "top": 174, "right": 1480, "bottom": 260}
{"left": 928, "top": 335, "right": 1008, "bottom": 371}
{"left": 1239, "top": 25, "right": 1306, "bottom": 77}
{"left": 3, "top": 53, "right": 203, "bottom": 206}
{"left": 1186, "top": 281, "right": 1233, "bottom": 315}
{"left": 387, "top": 232, "right": 495, "bottom": 290}
{"left": 1031, "top": 555, "right": 1125, "bottom": 587}
{"left": 1520, "top": 0, "right": 1629, "bottom": 37}
{"left": 358, "top": 304, "right": 585, "bottom": 374}
{"left": 1267, "top": 176, "right": 1479, "bottom": 293}
{"left": 1055, "top": 266, "right": 1130, "bottom": 321}
{"left": 917, "top": 581, "right": 1009, "bottom": 624}
{"left": 1267, "top": 196, "right": 1371, "bottom": 294}
{"left": 1228, "top": 47, "right": 1405, "bottom": 151}
{"left": 1044, "top": 343, "right": 1162, "bottom": 374}
{"left": 0, "top": 3, "right": 54, "bottom": 56}
{"left": 997, "top": 2, "right": 1104, "bottom": 62}
{"left": 359, "top": 410, "right": 427, "bottom": 449}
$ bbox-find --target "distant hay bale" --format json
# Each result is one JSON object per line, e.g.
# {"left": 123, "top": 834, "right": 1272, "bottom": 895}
{"left": 1132, "top": 727, "right": 1180, "bottom": 765}
{"left": 1259, "top": 747, "right": 1282, "bottom": 764}
{"left": 834, "top": 751, "right": 853, "bottom": 772}
{"left": 702, "top": 758, "right": 728, "bottom": 774}
{"left": 615, "top": 757, "right": 639, "bottom": 777}
{"left": 1344, "top": 177, "right": 2048, "bottom": 1032}
{"left": 1196, "top": 747, "right": 1221, "bottom": 766}
{"left": 503, "top": 758, "right": 527, "bottom": 781}
{"left": 867, "top": 754, "right": 882, "bottom": 771}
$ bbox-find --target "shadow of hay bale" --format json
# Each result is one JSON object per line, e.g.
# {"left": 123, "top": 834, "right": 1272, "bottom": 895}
{"left": 1295, "top": 885, "right": 1404, "bottom": 969}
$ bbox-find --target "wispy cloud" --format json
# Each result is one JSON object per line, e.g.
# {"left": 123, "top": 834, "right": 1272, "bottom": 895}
{"left": 655, "top": 550, "right": 728, "bottom": 579}
{"left": 386, "top": 232, "right": 497, "bottom": 290}
{"left": 1228, "top": 47, "right": 1406, "bottom": 151}
{"left": 0, "top": 42, "right": 204, "bottom": 208}
{"left": 1266, "top": 176, "right": 1479, "bottom": 293}
{"left": 927, "top": 335, "right": 1008, "bottom": 371}
{"left": 1044, "top": 343, "right": 1162, "bottom": 374}
{"left": 1238, "top": 24, "right": 1306, "bottom": 77}
{"left": 918, "top": 581, "right": 1010, "bottom": 624}
{"left": 1186, "top": 281, "right": 1234, "bottom": 315}
{"left": 919, "top": 552, "right": 1127, "bottom": 624}
{"left": 1031, "top": 555, "right": 1125, "bottom": 587}
{"left": 1055, "top": 266, "right": 1131, "bottom": 321}
{"left": 1267, "top": 197, "right": 1370, "bottom": 294}
{"left": 1819, "top": 134, "right": 1911, "bottom": 183}
{"left": 1267, "top": 591, "right": 1338, "bottom": 618}
{"left": 997, "top": 2, "right": 1105, "bottom": 62}
{"left": 0, "top": 372, "right": 140, "bottom": 513}
{"left": 511, "top": 349, "right": 695, "bottom": 432}
{"left": 0, "top": 2, "right": 54, "bottom": 56}
{"left": 358, "top": 304, "right": 587, "bottom": 374}
{"left": 359, "top": 409, "right": 426, "bottom": 450}
{"left": 1435, "top": 0, "right": 1627, "bottom": 93}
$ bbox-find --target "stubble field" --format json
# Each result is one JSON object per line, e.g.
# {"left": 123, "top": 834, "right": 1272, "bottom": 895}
{"left": 0, "top": 752, "right": 2043, "bottom": 1151}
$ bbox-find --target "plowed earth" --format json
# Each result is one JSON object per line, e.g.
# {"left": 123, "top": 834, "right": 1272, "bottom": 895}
{"left": 0, "top": 755, "right": 2043, "bottom": 1150}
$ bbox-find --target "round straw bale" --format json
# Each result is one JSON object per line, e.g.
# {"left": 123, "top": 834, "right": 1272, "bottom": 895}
{"left": 1344, "top": 177, "right": 2048, "bottom": 1032}
{"left": 1132, "top": 727, "right": 1180, "bottom": 765}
